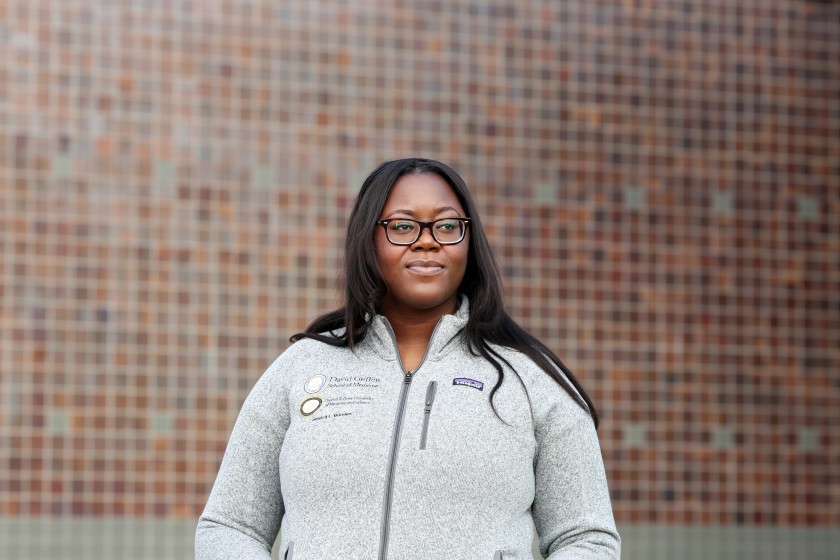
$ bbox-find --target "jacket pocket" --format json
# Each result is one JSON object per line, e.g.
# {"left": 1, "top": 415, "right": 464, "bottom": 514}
{"left": 419, "top": 381, "right": 437, "bottom": 450}
{"left": 284, "top": 541, "right": 294, "bottom": 559}
{"left": 493, "top": 551, "right": 502, "bottom": 560}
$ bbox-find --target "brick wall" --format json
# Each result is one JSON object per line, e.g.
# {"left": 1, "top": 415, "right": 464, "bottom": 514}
{"left": 1, "top": 0, "right": 838, "bottom": 556}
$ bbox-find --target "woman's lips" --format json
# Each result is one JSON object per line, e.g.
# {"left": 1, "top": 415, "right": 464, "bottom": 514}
{"left": 406, "top": 261, "right": 445, "bottom": 275}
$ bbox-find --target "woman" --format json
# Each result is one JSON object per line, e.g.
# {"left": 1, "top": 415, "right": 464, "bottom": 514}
{"left": 196, "top": 158, "right": 621, "bottom": 559}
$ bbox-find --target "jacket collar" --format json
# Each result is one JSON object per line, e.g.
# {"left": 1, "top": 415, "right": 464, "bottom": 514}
{"left": 367, "top": 296, "right": 470, "bottom": 363}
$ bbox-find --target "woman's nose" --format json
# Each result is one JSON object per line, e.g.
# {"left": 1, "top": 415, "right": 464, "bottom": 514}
{"left": 411, "top": 224, "right": 440, "bottom": 248}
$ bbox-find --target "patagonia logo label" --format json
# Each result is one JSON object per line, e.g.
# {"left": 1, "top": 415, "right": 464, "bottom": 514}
{"left": 453, "top": 377, "right": 484, "bottom": 391}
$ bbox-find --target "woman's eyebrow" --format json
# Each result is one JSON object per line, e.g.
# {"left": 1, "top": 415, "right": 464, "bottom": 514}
{"left": 382, "top": 206, "right": 461, "bottom": 218}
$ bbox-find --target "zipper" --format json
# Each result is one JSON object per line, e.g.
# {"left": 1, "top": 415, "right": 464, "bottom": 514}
{"left": 378, "top": 318, "right": 444, "bottom": 560}
{"left": 419, "top": 380, "right": 437, "bottom": 450}
{"left": 284, "top": 541, "right": 294, "bottom": 559}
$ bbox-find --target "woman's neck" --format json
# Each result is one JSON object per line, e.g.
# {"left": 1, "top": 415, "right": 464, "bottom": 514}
{"left": 380, "top": 300, "right": 456, "bottom": 371}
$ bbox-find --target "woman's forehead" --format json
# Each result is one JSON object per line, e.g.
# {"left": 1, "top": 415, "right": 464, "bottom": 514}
{"left": 382, "top": 173, "right": 464, "bottom": 214}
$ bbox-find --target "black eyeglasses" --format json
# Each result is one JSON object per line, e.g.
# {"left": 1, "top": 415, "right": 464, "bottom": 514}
{"left": 377, "top": 217, "right": 471, "bottom": 245}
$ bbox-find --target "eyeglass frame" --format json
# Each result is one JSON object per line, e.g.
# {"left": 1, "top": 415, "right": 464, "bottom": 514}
{"left": 376, "top": 217, "right": 471, "bottom": 245}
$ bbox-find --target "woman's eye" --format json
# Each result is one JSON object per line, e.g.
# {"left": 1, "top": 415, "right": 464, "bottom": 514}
{"left": 391, "top": 221, "right": 416, "bottom": 232}
{"left": 436, "top": 220, "right": 456, "bottom": 230}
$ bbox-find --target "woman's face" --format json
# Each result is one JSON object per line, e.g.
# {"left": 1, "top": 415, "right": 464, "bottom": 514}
{"left": 375, "top": 172, "right": 469, "bottom": 317}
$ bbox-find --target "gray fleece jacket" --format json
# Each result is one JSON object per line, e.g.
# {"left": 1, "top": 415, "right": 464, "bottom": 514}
{"left": 196, "top": 299, "right": 620, "bottom": 559}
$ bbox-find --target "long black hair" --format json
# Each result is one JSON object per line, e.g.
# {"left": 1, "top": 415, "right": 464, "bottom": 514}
{"left": 291, "top": 158, "right": 599, "bottom": 427}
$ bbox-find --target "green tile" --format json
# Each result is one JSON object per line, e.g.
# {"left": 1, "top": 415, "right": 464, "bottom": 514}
{"left": 348, "top": 156, "right": 379, "bottom": 193}
{"left": 711, "top": 425, "right": 734, "bottom": 449}
{"left": 535, "top": 182, "right": 556, "bottom": 204}
{"left": 623, "top": 423, "right": 647, "bottom": 447}
{"left": 152, "top": 411, "right": 173, "bottom": 434}
{"left": 51, "top": 154, "right": 73, "bottom": 179}
{"left": 624, "top": 185, "right": 646, "bottom": 210}
{"left": 798, "top": 427, "right": 820, "bottom": 451}
{"left": 154, "top": 160, "right": 176, "bottom": 189}
{"left": 48, "top": 410, "right": 69, "bottom": 434}
{"left": 797, "top": 195, "right": 818, "bottom": 220}
{"left": 349, "top": 170, "right": 368, "bottom": 193}
{"left": 252, "top": 164, "right": 275, "bottom": 188}
{"left": 713, "top": 191, "right": 733, "bottom": 215}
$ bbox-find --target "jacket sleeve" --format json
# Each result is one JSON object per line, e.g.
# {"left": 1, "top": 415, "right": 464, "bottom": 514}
{"left": 531, "top": 395, "right": 621, "bottom": 559}
{"left": 195, "top": 357, "right": 291, "bottom": 560}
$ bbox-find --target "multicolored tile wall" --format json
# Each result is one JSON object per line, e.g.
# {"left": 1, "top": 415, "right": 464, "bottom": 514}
{"left": 1, "top": 0, "right": 838, "bottom": 553}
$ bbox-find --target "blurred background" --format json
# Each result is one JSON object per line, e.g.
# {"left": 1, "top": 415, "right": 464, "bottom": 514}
{"left": 1, "top": 0, "right": 838, "bottom": 558}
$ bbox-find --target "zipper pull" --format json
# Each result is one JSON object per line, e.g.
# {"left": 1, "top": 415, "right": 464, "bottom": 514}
{"left": 424, "top": 381, "right": 437, "bottom": 413}
{"left": 419, "top": 381, "right": 438, "bottom": 451}
{"left": 404, "top": 372, "right": 413, "bottom": 384}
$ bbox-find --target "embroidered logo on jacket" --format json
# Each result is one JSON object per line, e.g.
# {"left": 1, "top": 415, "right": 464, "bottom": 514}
{"left": 304, "top": 374, "right": 326, "bottom": 394}
{"left": 299, "top": 396, "right": 323, "bottom": 416}
{"left": 453, "top": 377, "right": 484, "bottom": 391}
